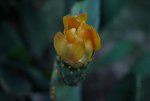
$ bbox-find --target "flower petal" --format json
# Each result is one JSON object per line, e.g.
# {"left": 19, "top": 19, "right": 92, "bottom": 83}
{"left": 79, "top": 39, "right": 93, "bottom": 64}
{"left": 91, "top": 27, "right": 101, "bottom": 51}
{"left": 63, "top": 15, "right": 80, "bottom": 30}
{"left": 70, "top": 41, "right": 85, "bottom": 63}
{"left": 65, "top": 28, "right": 77, "bottom": 43}
{"left": 84, "top": 39, "right": 93, "bottom": 60}
{"left": 79, "top": 24, "right": 101, "bottom": 51}
{"left": 54, "top": 32, "right": 68, "bottom": 59}
{"left": 54, "top": 13, "right": 101, "bottom": 66}
{"left": 76, "top": 13, "right": 87, "bottom": 22}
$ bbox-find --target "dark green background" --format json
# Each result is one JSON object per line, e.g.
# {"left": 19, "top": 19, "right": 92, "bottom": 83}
{"left": 0, "top": 0, "right": 150, "bottom": 101}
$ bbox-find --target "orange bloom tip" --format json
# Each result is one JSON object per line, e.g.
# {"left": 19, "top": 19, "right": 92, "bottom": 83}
{"left": 54, "top": 13, "right": 101, "bottom": 66}
{"left": 54, "top": 32, "right": 67, "bottom": 59}
{"left": 63, "top": 13, "right": 87, "bottom": 30}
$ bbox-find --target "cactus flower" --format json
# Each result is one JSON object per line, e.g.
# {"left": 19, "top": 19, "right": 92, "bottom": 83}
{"left": 54, "top": 13, "right": 101, "bottom": 68}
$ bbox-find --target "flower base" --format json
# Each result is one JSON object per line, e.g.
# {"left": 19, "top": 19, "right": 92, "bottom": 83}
{"left": 56, "top": 56, "right": 90, "bottom": 86}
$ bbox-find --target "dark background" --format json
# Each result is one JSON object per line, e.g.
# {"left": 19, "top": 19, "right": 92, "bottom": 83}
{"left": 0, "top": 0, "right": 150, "bottom": 101}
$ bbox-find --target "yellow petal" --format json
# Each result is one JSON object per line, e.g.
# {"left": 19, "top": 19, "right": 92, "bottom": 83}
{"left": 76, "top": 13, "right": 87, "bottom": 22}
{"left": 76, "top": 23, "right": 86, "bottom": 41}
{"left": 63, "top": 15, "right": 80, "bottom": 30}
{"left": 70, "top": 41, "right": 85, "bottom": 63}
{"left": 84, "top": 39, "right": 93, "bottom": 60}
{"left": 65, "top": 28, "right": 77, "bottom": 43}
{"left": 90, "top": 26, "right": 101, "bottom": 51}
{"left": 54, "top": 32, "right": 68, "bottom": 59}
{"left": 79, "top": 24, "right": 101, "bottom": 51}
{"left": 78, "top": 39, "right": 93, "bottom": 65}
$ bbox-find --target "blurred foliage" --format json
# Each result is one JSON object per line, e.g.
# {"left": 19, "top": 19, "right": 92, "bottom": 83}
{"left": 108, "top": 73, "right": 136, "bottom": 101}
{"left": 99, "top": 0, "right": 150, "bottom": 101}
{"left": 91, "top": 40, "right": 135, "bottom": 68}
{"left": 101, "top": 0, "right": 128, "bottom": 27}
{"left": 0, "top": 0, "right": 64, "bottom": 100}
{"left": 0, "top": 0, "right": 150, "bottom": 101}
{"left": 132, "top": 51, "right": 150, "bottom": 77}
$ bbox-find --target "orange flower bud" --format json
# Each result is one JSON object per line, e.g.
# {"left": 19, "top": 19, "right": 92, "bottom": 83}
{"left": 54, "top": 13, "right": 101, "bottom": 67}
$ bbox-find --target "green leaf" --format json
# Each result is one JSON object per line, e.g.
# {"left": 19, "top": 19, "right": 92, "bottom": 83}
{"left": 108, "top": 73, "right": 136, "bottom": 101}
{"left": 56, "top": 84, "right": 81, "bottom": 101}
